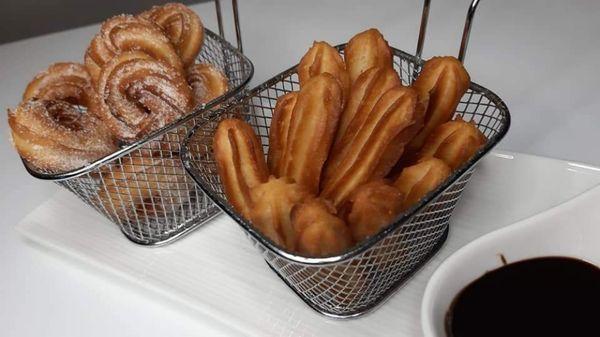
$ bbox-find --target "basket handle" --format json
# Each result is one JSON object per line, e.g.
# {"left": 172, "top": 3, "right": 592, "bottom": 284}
{"left": 415, "top": 0, "right": 482, "bottom": 63}
{"left": 214, "top": 0, "right": 244, "bottom": 52}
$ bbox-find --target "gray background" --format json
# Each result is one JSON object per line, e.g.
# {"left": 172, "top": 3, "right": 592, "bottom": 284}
{"left": 0, "top": 0, "right": 204, "bottom": 44}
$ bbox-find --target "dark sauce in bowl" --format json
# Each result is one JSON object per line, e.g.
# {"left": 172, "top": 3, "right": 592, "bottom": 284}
{"left": 445, "top": 257, "right": 600, "bottom": 337}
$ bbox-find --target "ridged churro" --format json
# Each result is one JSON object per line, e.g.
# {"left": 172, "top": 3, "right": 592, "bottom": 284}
{"left": 321, "top": 86, "right": 419, "bottom": 207}
{"left": 344, "top": 28, "right": 393, "bottom": 84}
{"left": 267, "top": 92, "right": 298, "bottom": 177}
{"left": 393, "top": 157, "right": 451, "bottom": 210}
{"left": 298, "top": 41, "right": 350, "bottom": 102}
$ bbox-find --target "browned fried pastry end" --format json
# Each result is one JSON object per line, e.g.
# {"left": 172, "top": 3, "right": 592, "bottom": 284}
{"left": 321, "top": 86, "right": 419, "bottom": 207}
{"left": 418, "top": 116, "right": 487, "bottom": 170}
{"left": 298, "top": 41, "right": 350, "bottom": 102}
{"left": 213, "top": 118, "right": 269, "bottom": 217}
{"left": 404, "top": 56, "right": 470, "bottom": 158}
{"left": 84, "top": 15, "right": 183, "bottom": 84}
{"left": 23, "top": 63, "right": 97, "bottom": 106}
{"left": 8, "top": 100, "right": 117, "bottom": 172}
{"left": 392, "top": 157, "right": 451, "bottom": 210}
{"left": 291, "top": 198, "right": 353, "bottom": 257}
{"left": 247, "top": 176, "right": 311, "bottom": 249}
{"left": 342, "top": 180, "right": 404, "bottom": 242}
{"left": 334, "top": 66, "right": 401, "bottom": 145}
{"left": 267, "top": 92, "right": 298, "bottom": 177}
{"left": 280, "top": 73, "right": 343, "bottom": 194}
{"left": 344, "top": 28, "right": 393, "bottom": 84}
{"left": 139, "top": 2, "right": 204, "bottom": 67}
{"left": 187, "top": 63, "right": 229, "bottom": 106}
{"left": 95, "top": 51, "right": 193, "bottom": 142}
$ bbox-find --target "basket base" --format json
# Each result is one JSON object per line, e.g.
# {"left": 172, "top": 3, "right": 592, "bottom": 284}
{"left": 265, "top": 225, "right": 450, "bottom": 318}
{"left": 119, "top": 207, "right": 221, "bottom": 247}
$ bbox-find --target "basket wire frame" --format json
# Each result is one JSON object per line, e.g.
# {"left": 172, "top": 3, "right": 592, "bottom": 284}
{"left": 182, "top": 46, "right": 509, "bottom": 317}
{"left": 21, "top": 29, "right": 253, "bottom": 246}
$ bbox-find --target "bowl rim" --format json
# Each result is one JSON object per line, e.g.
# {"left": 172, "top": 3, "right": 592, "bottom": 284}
{"left": 181, "top": 44, "right": 511, "bottom": 266}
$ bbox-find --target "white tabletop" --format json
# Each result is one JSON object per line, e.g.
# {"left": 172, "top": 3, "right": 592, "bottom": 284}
{"left": 1, "top": 0, "right": 599, "bottom": 336}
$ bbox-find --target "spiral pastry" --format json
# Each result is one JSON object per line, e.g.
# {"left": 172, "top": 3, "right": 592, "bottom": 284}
{"left": 8, "top": 100, "right": 117, "bottom": 172}
{"left": 23, "top": 63, "right": 97, "bottom": 107}
{"left": 298, "top": 41, "right": 350, "bottom": 103}
{"left": 85, "top": 15, "right": 183, "bottom": 84}
{"left": 186, "top": 63, "right": 229, "bottom": 106}
{"left": 95, "top": 51, "right": 193, "bottom": 142}
{"left": 140, "top": 3, "right": 204, "bottom": 67}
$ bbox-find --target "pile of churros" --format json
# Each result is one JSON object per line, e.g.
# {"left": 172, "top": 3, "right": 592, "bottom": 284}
{"left": 214, "top": 28, "right": 486, "bottom": 257}
{"left": 8, "top": 3, "right": 228, "bottom": 173}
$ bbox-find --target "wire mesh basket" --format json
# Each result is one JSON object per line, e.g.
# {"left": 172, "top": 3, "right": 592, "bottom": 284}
{"left": 181, "top": 44, "right": 510, "bottom": 316}
{"left": 21, "top": 28, "right": 253, "bottom": 246}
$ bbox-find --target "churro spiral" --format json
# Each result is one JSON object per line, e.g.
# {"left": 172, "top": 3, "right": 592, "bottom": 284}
{"left": 298, "top": 41, "right": 350, "bottom": 102}
{"left": 8, "top": 100, "right": 117, "bottom": 172}
{"left": 140, "top": 3, "right": 204, "bottom": 67}
{"left": 186, "top": 63, "right": 229, "bottom": 106}
{"left": 280, "top": 73, "right": 343, "bottom": 194}
{"left": 85, "top": 15, "right": 183, "bottom": 84}
{"left": 405, "top": 56, "right": 470, "bottom": 157}
{"left": 267, "top": 91, "right": 298, "bottom": 177}
{"left": 213, "top": 118, "right": 269, "bottom": 217}
{"left": 321, "top": 86, "right": 419, "bottom": 207}
{"left": 344, "top": 28, "right": 393, "bottom": 84}
{"left": 95, "top": 51, "right": 193, "bottom": 141}
{"left": 393, "top": 157, "right": 451, "bottom": 210}
{"left": 23, "top": 63, "right": 97, "bottom": 107}
{"left": 418, "top": 116, "right": 487, "bottom": 170}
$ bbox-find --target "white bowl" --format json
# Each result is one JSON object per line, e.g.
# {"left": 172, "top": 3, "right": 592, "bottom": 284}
{"left": 421, "top": 185, "right": 600, "bottom": 337}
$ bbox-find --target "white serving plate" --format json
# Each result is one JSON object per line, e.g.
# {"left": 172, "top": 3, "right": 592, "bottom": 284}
{"left": 422, "top": 184, "right": 600, "bottom": 337}
{"left": 15, "top": 151, "right": 600, "bottom": 337}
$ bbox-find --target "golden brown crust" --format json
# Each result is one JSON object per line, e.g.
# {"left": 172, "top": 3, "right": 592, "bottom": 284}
{"left": 84, "top": 14, "right": 183, "bottom": 84}
{"left": 417, "top": 116, "right": 487, "bottom": 170}
{"left": 291, "top": 198, "right": 353, "bottom": 257}
{"left": 8, "top": 100, "right": 117, "bottom": 172}
{"left": 139, "top": 3, "right": 204, "bottom": 67}
{"left": 344, "top": 28, "right": 393, "bottom": 84}
{"left": 392, "top": 157, "right": 451, "bottom": 210}
{"left": 95, "top": 51, "right": 193, "bottom": 142}
{"left": 23, "top": 63, "right": 96, "bottom": 106}
{"left": 404, "top": 56, "right": 470, "bottom": 157}
{"left": 342, "top": 180, "right": 404, "bottom": 242}
{"left": 280, "top": 73, "right": 343, "bottom": 194}
{"left": 267, "top": 92, "right": 298, "bottom": 177}
{"left": 247, "top": 176, "right": 311, "bottom": 249}
{"left": 186, "top": 63, "right": 229, "bottom": 106}
{"left": 213, "top": 118, "right": 269, "bottom": 217}
{"left": 321, "top": 86, "right": 419, "bottom": 207}
{"left": 334, "top": 66, "right": 401, "bottom": 146}
{"left": 298, "top": 41, "right": 350, "bottom": 103}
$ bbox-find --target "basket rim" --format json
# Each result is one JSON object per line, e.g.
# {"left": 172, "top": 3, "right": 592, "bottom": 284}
{"left": 181, "top": 44, "right": 511, "bottom": 266}
{"left": 22, "top": 29, "right": 254, "bottom": 181}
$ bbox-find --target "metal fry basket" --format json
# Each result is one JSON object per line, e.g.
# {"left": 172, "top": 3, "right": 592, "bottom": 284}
{"left": 21, "top": 1, "right": 254, "bottom": 246}
{"left": 182, "top": 0, "right": 510, "bottom": 317}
